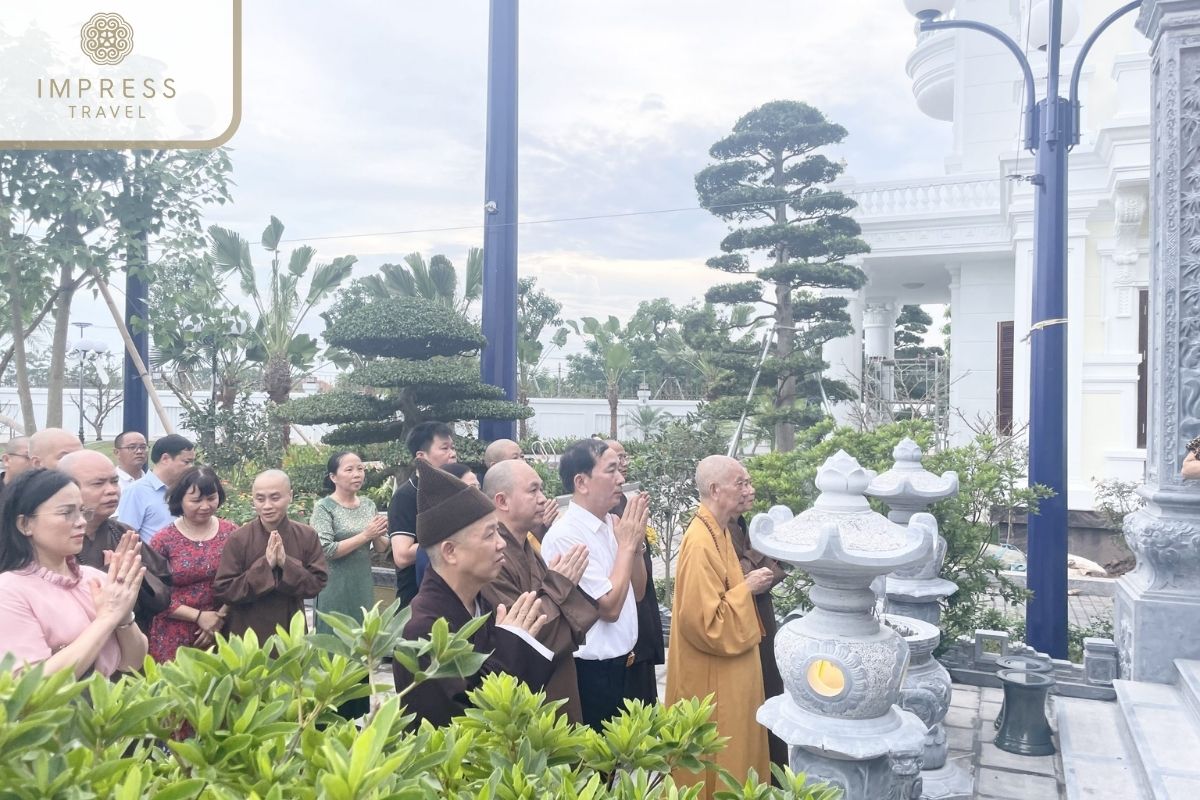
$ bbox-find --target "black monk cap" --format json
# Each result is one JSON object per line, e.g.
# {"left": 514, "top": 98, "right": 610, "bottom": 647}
{"left": 415, "top": 458, "right": 495, "bottom": 547}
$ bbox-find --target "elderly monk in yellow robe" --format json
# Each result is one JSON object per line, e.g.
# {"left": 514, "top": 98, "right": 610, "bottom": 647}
{"left": 666, "top": 455, "right": 771, "bottom": 798}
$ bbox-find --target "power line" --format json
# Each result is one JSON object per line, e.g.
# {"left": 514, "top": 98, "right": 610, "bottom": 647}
{"left": 266, "top": 178, "right": 1006, "bottom": 246}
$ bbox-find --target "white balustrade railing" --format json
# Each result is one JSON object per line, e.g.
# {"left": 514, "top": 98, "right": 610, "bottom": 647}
{"left": 845, "top": 176, "right": 1002, "bottom": 219}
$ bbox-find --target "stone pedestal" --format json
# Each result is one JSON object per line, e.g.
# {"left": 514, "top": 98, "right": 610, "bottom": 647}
{"left": 1115, "top": 0, "right": 1200, "bottom": 684}
{"left": 885, "top": 615, "right": 972, "bottom": 800}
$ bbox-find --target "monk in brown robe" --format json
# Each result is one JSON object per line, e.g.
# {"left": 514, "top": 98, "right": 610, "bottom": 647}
{"left": 729, "top": 474, "right": 788, "bottom": 768}
{"left": 60, "top": 450, "right": 171, "bottom": 633}
{"left": 394, "top": 460, "right": 554, "bottom": 728}
{"left": 666, "top": 455, "right": 770, "bottom": 799}
{"left": 213, "top": 470, "right": 328, "bottom": 640}
{"left": 480, "top": 459, "right": 598, "bottom": 722}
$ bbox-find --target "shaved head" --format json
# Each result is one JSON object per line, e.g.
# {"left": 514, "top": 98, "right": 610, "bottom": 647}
{"left": 3, "top": 436, "right": 28, "bottom": 456}
{"left": 483, "top": 438, "right": 522, "bottom": 468}
{"left": 695, "top": 455, "right": 740, "bottom": 500}
{"left": 604, "top": 439, "right": 625, "bottom": 457}
{"left": 481, "top": 458, "right": 546, "bottom": 535}
{"left": 482, "top": 457, "right": 537, "bottom": 499}
{"left": 252, "top": 469, "right": 293, "bottom": 527}
{"left": 29, "top": 427, "right": 83, "bottom": 469}
{"left": 58, "top": 448, "right": 116, "bottom": 475}
{"left": 252, "top": 469, "right": 292, "bottom": 492}
{"left": 59, "top": 449, "right": 120, "bottom": 526}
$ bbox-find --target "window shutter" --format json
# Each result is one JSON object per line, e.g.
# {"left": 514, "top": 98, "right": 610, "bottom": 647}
{"left": 996, "top": 321, "right": 1015, "bottom": 436}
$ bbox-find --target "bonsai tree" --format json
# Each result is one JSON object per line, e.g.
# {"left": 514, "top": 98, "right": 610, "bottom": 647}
{"left": 277, "top": 280, "right": 531, "bottom": 449}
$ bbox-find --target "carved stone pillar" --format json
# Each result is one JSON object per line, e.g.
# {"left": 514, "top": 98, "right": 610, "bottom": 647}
{"left": 1115, "top": 0, "right": 1200, "bottom": 684}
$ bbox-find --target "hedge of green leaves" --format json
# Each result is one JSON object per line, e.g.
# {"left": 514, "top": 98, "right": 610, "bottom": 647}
{"left": 347, "top": 357, "right": 482, "bottom": 391}
{"left": 325, "top": 297, "right": 486, "bottom": 359}
{"left": 277, "top": 391, "right": 402, "bottom": 426}
{"left": 0, "top": 601, "right": 840, "bottom": 799}
{"left": 429, "top": 399, "right": 533, "bottom": 422}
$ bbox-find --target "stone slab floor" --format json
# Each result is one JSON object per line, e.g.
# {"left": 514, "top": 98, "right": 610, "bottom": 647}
{"left": 946, "top": 683, "right": 1067, "bottom": 800}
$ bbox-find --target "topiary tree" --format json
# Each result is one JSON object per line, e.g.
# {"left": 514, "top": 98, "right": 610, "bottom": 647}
{"left": 277, "top": 281, "right": 531, "bottom": 450}
{"left": 696, "top": 100, "right": 869, "bottom": 452}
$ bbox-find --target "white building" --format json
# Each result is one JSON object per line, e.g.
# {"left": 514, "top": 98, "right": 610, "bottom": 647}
{"left": 823, "top": 0, "right": 1151, "bottom": 512}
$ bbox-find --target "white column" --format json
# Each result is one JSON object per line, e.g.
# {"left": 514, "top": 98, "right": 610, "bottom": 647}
{"left": 863, "top": 301, "right": 899, "bottom": 359}
{"left": 821, "top": 289, "right": 864, "bottom": 390}
{"left": 1011, "top": 221, "right": 1035, "bottom": 431}
{"left": 1067, "top": 223, "right": 1089, "bottom": 509}
{"left": 946, "top": 266, "right": 965, "bottom": 442}
{"left": 863, "top": 300, "right": 899, "bottom": 405}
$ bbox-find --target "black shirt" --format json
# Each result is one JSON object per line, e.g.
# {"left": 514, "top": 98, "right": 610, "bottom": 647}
{"left": 387, "top": 477, "right": 419, "bottom": 605}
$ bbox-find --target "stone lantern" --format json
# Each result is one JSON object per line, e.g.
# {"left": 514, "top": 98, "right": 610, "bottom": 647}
{"left": 867, "top": 438, "right": 959, "bottom": 626}
{"left": 750, "top": 450, "right": 932, "bottom": 799}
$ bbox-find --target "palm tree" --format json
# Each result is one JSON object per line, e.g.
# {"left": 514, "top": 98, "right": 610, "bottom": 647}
{"left": 208, "top": 216, "right": 355, "bottom": 439}
{"left": 568, "top": 316, "right": 634, "bottom": 439}
{"left": 361, "top": 248, "right": 482, "bottom": 315}
{"left": 657, "top": 329, "right": 727, "bottom": 399}
{"left": 627, "top": 405, "right": 669, "bottom": 440}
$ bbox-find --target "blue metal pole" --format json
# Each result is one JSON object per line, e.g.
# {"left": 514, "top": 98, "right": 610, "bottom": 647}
{"left": 478, "top": 0, "right": 519, "bottom": 443}
{"left": 1025, "top": 1, "right": 1069, "bottom": 659}
{"left": 121, "top": 226, "right": 150, "bottom": 437}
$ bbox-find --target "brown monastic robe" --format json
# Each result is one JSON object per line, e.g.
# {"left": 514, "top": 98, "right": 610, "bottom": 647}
{"left": 77, "top": 517, "right": 172, "bottom": 633}
{"left": 212, "top": 516, "right": 329, "bottom": 641}
{"left": 394, "top": 567, "right": 556, "bottom": 729}
{"left": 479, "top": 522, "right": 599, "bottom": 722}
{"left": 666, "top": 505, "right": 769, "bottom": 799}
{"left": 731, "top": 514, "right": 788, "bottom": 767}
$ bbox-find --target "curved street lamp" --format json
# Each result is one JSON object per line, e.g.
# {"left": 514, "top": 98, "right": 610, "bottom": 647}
{"left": 903, "top": 0, "right": 1142, "bottom": 657}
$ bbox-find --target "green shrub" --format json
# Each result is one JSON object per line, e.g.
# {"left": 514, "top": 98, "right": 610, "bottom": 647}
{"left": 0, "top": 601, "right": 838, "bottom": 798}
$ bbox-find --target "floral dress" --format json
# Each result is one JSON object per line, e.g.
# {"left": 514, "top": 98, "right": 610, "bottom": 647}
{"left": 148, "top": 519, "right": 237, "bottom": 662}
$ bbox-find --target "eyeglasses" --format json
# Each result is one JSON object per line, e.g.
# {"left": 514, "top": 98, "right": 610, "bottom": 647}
{"left": 30, "top": 506, "right": 95, "bottom": 522}
{"left": 117, "top": 444, "right": 148, "bottom": 452}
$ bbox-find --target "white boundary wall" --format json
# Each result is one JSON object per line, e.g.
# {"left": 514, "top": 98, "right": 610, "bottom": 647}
{"left": 0, "top": 388, "right": 699, "bottom": 444}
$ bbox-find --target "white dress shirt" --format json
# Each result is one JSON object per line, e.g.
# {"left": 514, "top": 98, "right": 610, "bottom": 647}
{"left": 541, "top": 501, "right": 637, "bottom": 660}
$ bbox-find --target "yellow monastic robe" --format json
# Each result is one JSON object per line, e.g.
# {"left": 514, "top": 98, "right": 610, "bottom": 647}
{"left": 666, "top": 504, "right": 770, "bottom": 798}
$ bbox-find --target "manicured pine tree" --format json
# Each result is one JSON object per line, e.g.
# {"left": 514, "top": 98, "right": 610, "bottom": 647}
{"left": 696, "top": 100, "right": 869, "bottom": 451}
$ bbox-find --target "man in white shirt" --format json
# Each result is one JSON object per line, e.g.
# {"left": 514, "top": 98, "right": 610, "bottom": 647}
{"left": 113, "top": 430, "right": 148, "bottom": 489}
{"left": 541, "top": 438, "right": 649, "bottom": 730}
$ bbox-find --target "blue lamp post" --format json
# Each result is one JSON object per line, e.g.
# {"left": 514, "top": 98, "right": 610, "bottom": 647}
{"left": 479, "top": 0, "right": 520, "bottom": 443}
{"left": 905, "top": 0, "right": 1141, "bottom": 657}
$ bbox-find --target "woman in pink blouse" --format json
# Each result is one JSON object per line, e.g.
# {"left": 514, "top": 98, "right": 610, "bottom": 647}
{"left": 0, "top": 468, "right": 147, "bottom": 678}
{"left": 147, "top": 466, "right": 236, "bottom": 662}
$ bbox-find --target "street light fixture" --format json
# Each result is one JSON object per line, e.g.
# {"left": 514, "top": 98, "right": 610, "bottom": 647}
{"left": 905, "top": 0, "right": 1142, "bottom": 657}
{"left": 70, "top": 322, "right": 110, "bottom": 443}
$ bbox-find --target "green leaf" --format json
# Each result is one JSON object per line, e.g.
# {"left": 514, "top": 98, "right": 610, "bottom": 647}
{"left": 262, "top": 215, "right": 285, "bottom": 251}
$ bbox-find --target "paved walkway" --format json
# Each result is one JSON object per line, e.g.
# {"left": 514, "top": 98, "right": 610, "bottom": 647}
{"left": 987, "top": 591, "right": 1113, "bottom": 630}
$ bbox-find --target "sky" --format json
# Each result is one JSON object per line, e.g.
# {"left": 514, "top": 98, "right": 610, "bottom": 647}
{"left": 63, "top": 0, "right": 954, "bottom": 373}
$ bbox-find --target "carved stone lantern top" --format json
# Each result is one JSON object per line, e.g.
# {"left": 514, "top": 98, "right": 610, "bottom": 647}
{"left": 866, "top": 438, "right": 959, "bottom": 523}
{"left": 750, "top": 450, "right": 931, "bottom": 573}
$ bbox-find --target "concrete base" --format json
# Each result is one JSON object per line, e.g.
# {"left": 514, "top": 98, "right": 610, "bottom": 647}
{"left": 1114, "top": 577, "right": 1200, "bottom": 684}
{"left": 918, "top": 761, "right": 972, "bottom": 800}
{"left": 760, "top": 695, "right": 927, "bottom": 799}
